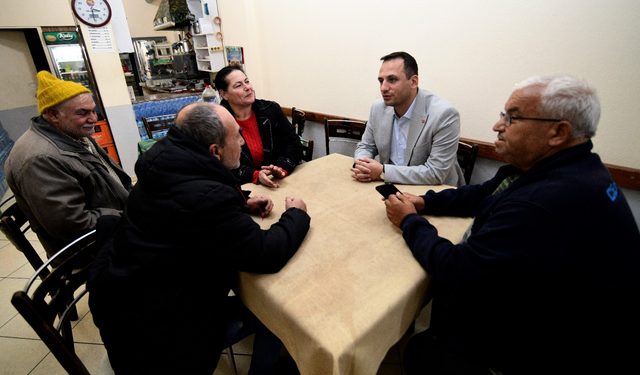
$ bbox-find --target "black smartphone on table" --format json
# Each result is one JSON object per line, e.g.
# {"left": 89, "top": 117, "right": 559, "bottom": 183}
{"left": 376, "top": 183, "right": 401, "bottom": 198}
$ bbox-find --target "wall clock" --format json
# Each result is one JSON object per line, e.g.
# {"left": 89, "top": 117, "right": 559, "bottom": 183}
{"left": 71, "top": 0, "right": 113, "bottom": 27}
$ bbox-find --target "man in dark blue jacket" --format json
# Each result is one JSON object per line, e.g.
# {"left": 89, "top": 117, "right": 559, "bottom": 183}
{"left": 384, "top": 75, "right": 640, "bottom": 375}
{"left": 89, "top": 102, "right": 310, "bottom": 374}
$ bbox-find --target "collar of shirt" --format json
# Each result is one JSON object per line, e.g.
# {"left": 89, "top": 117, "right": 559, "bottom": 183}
{"left": 390, "top": 97, "right": 418, "bottom": 166}
{"left": 77, "top": 137, "right": 93, "bottom": 153}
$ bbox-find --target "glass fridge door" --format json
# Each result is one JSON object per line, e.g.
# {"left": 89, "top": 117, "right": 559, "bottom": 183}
{"left": 48, "top": 44, "right": 91, "bottom": 88}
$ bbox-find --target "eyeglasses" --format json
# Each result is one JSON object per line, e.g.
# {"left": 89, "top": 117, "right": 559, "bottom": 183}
{"left": 499, "top": 112, "right": 561, "bottom": 127}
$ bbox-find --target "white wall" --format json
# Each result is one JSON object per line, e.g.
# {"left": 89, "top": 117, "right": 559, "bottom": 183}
{"left": 217, "top": 0, "right": 640, "bottom": 170}
{"left": 0, "top": 31, "right": 38, "bottom": 112}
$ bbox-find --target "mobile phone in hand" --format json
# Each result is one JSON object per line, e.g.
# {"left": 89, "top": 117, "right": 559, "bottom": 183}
{"left": 376, "top": 183, "right": 401, "bottom": 198}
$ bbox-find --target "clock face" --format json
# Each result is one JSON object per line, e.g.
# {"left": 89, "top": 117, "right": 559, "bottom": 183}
{"left": 71, "top": 0, "right": 112, "bottom": 27}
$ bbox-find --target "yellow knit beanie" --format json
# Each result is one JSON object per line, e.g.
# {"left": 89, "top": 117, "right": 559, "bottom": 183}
{"left": 36, "top": 71, "right": 91, "bottom": 114}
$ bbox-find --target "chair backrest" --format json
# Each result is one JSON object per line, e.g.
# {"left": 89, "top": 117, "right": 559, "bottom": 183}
{"left": 457, "top": 141, "right": 479, "bottom": 185}
{"left": 300, "top": 138, "right": 314, "bottom": 163}
{"left": 324, "top": 118, "right": 367, "bottom": 156}
{"left": 142, "top": 114, "right": 176, "bottom": 139}
{"left": 0, "top": 198, "right": 50, "bottom": 280}
{"left": 11, "top": 230, "right": 98, "bottom": 375}
{"left": 292, "top": 107, "right": 306, "bottom": 136}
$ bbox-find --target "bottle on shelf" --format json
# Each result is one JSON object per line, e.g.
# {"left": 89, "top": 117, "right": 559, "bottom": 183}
{"left": 201, "top": 84, "right": 220, "bottom": 104}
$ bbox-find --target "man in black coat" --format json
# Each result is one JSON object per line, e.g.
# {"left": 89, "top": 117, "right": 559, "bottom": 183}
{"left": 88, "top": 102, "right": 310, "bottom": 375}
{"left": 384, "top": 75, "right": 640, "bottom": 374}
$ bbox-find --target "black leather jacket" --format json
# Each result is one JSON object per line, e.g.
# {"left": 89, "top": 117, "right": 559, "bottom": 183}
{"left": 221, "top": 99, "right": 302, "bottom": 184}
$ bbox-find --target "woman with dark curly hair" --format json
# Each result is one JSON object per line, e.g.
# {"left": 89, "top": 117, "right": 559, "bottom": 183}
{"left": 215, "top": 66, "right": 302, "bottom": 188}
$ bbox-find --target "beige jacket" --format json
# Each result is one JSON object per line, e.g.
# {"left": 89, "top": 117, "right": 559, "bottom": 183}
{"left": 5, "top": 116, "right": 131, "bottom": 259}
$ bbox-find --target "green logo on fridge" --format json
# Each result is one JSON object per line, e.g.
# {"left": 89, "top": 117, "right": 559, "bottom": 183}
{"left": 43, "top": 32, "right": 78, "bottom": 45}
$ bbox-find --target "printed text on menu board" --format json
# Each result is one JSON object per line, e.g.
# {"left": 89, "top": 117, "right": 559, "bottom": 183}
{"left": 87, "top": 26, "right": 115, "bottom": 53}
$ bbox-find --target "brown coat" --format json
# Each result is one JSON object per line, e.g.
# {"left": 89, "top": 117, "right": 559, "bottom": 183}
{"left": 5, "top": 116, "right": 131, "bottom": 259}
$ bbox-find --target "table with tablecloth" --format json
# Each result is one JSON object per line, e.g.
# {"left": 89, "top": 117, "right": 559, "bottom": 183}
{"left": 237, "top": 153, "right": 472, "bottom": 375}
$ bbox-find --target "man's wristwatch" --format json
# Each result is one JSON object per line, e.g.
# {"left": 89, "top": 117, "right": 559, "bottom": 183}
{"left": 380, "top": 165, "right": 385, "bottom": 180}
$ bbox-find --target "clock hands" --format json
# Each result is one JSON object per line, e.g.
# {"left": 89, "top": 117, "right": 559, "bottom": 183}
{"left": 89, "top": 6, "right": 102, "bottom": 21}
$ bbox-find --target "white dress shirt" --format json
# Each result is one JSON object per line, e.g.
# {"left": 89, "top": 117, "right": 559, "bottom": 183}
{"left": 389, "top": 97, "right": 418, "bottom": 166}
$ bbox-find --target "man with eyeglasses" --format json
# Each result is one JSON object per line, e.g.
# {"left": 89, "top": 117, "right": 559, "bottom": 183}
{"left": 384, "top": 75, "right": 640, "bottom": 374}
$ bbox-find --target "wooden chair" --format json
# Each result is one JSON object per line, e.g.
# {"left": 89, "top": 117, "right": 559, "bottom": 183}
{"left": 292, "top": 107, "right": 306, "bottom": 136}
{"left": 11, "top": 230, "right": 101, "bottom": 375}
{"left": 292, "top": 107, "right": 314, "bottom": 163}
{"left": 300, "top": 139, "right": 314, "bottom": 163}
{"left": 142, "top": 114, "right": 176, "bottom": 139}
{"left": 0, "top": 197, "right": 49, "bottom": 280}
{"left": 324, "top": 118, "right": 367, "bottom": 156}
{"left": 457, "top": 141, "right": 479, "bottom": 185}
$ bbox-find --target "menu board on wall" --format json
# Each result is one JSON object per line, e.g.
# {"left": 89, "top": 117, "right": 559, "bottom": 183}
{"left": 87, "top": 26, "right": 115, "bottom": 53}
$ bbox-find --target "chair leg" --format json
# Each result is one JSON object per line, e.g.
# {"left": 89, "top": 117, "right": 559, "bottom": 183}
{"left": 68, "top": 305, "right": 79, "bottom": 321}
{"left": 226, "top": 346, "right": 238, "bottom": 375}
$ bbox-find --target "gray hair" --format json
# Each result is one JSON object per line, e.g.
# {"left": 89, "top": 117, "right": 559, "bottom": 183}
{"left": 514, "top": 75, "right": 600, "bottom": 139}
{"left": 43, "top": 94, "right": 82, "bottom": 120}
{"left": 173, "top": 102, "right": 227, "bottom": 148}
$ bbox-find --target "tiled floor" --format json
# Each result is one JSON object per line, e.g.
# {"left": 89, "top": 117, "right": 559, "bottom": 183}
{"left": 0, "top": 191, "right": 431, "bottom": 374}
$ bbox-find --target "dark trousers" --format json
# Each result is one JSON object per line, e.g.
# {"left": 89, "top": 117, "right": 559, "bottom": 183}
{"left": 403, "top": 329, "right": 493, "bottom": 375}
{"left": 224, "top": 296, "right": 282, "bottom": 375}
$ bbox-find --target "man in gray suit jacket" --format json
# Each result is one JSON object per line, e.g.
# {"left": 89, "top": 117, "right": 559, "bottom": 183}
{"left": 352, "top": 52, "right": 465, "bottom": 186}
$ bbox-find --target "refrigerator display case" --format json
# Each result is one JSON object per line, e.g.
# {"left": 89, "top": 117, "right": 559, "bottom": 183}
{"left": 43, "top": 31, "right": 93, "bottom": 90}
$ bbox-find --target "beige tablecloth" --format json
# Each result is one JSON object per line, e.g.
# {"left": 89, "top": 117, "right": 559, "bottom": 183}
{"left": 237, "top": 154, "right": 472, "bottom": 375}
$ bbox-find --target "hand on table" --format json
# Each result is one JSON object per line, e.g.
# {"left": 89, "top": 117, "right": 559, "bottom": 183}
{"left": 258, "top": 170, "right": 280, "bottom": 188}
{"left": 383, "top": 191, "right": 425, "bottom": 212}
{"left": 247, "top": 195, "right": 274, "bottom": 217}
{"left": 285, "top": 196, "right": 307, "bottom": 212}
{"left": 261, "top": 165, "right": 287, "bottom": 179}
{"left": 350, "top": 158, "right": 383, "bottom": 182}
{"left": 384, "top": 192, "right": 417, "bottom": 228}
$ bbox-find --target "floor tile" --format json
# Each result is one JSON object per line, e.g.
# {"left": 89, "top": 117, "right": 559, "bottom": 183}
{"left": 0, "top": 277, "right": 28, "bottom": 327}
{"left": 30, "top": 342, "right": 112, "bottom": 375}
{"left": 0, "top": 313, "right": 40, "bottom": 340}
{"left": 0, "top": 243, "right": 30, "bottom": 278}
{"left": 0, "top": 336, "right": 49, "bottom": 375}
{"left": 215, "top": 351, "right": 251, "bottom": 375}
{"left": 6, "top": 260, "right": 41, "bottom": 279}
{"left": 72, "top": 311, "right": 104, "bottom": 345}
{"left": 231, "top": 333, "right": 255, "bottom": 355}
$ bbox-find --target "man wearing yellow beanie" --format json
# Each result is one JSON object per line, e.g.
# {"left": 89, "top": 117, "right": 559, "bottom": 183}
{"left": 5, "top": 71, "right": 131, "bottom": 263}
